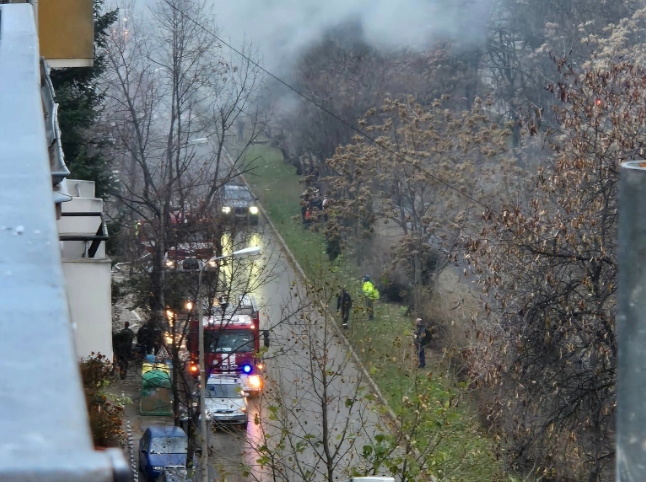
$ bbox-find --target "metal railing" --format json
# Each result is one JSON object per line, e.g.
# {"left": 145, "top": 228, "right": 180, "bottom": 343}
{"left": 0, "top": 4, "right": 130, "bottom": 481}
{"left": 60, "top": 212, "right": 110, "bottom": 258}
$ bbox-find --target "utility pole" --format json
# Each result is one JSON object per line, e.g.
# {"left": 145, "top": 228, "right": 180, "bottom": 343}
{"left": 617, "top": 161, "right": 646, "bottom": 481}
{"left": 197, "top": 267, "right": 208, "bottom": 482}
{"left": 195, "top": 246, "right": 260, "bottom": 482}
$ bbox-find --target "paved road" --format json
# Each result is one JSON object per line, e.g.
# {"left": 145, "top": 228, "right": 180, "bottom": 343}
{"left": 202, "top": 223, "right": 387, "bottom": 482}
{"left": 121, "top": 139, "right": 389, "bottom": 481}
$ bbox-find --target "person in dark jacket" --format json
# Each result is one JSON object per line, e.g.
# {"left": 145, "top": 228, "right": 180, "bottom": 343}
{"left": 112, "top": 322, "right": 135, "bottom": 379}
{"left": 137, "top": 322, "right": 153, "bottom": 355}
{"left": 336, "top": 287, "right": 352, "bottom": 328}
{"left": 414, "top": 318, "right": 429, "bottom": 368}
{"left": 151, "top": 323, "right": 163, "bottom": 355}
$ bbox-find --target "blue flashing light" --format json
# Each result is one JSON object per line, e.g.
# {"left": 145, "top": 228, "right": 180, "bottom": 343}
{"left": 242, "top": 364, "right": 252, "bottom": 374}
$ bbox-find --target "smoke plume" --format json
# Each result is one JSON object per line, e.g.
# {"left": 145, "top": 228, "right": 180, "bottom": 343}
{"left": 213, "top": 0, "right": 492, "bottom": 71}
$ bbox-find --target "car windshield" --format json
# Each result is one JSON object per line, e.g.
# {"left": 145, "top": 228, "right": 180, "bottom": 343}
{"left": 150, "top": 436, "right": 187, "bottom": 454}
{"left": 224, "top": 186, "right": 253, "bottom": 202}
{"left": 205, "top": 383, "right": 241, "bottom": 398}
{"left": 205, "top": 329, "right": 254, "bottom": 353}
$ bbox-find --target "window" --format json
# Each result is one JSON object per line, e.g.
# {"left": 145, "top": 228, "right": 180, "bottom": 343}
{"left": 149, "top": 436, "right": 187, "bottom": 454}
{"left": 224, "top": 186, "right": 253, "bottom": 202}
{"left": 205, "top": 383, "right": 241, "bottom": 398}
{"left": 205, "top": 329, "right": 254, "bottom": 353}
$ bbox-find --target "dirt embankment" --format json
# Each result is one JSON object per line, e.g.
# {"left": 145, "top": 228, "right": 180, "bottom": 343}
{"left": 371, "top": 217, "right": 481, "bottom": 349}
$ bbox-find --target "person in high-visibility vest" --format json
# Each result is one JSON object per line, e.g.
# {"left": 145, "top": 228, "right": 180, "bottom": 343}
{"left": 362, "top": 275, "right": 379, "bottom": 320}
{"left": 134, "top": 220, "right": 141, "bottom": 239}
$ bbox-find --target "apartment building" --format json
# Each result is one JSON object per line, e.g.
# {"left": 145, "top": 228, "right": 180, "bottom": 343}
{"left": 0, "top": 2, "right": 127, "bottom": 480}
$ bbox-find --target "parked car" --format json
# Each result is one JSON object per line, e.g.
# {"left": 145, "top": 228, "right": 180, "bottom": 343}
{"left": 203, "top": 374, "right": 248, "bottom": 428}
{"left": 138, "top": 426, "right": 188, "bottom": 481}
{"left": 219, "top": 184, "right": 259, "bottom": 225}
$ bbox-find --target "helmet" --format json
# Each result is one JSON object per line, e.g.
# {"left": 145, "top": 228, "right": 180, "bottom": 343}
{"left": 363, "top": 275, "right": 371, "bottom": 282}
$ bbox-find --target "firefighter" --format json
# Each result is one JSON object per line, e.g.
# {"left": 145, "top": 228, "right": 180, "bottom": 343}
{"left": 300, "top": 191, "right": 310, "bottom": 226}
{"left": 336, "top": 287, "right": 352, "bottom": 328}
{"left": 362, "top": 275, "right": 380, "bottom": 320}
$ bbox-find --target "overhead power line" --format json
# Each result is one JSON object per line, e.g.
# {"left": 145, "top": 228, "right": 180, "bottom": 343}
{"left": 160, "top": 0, "right": 495, "bottom": 213}
{"left": 158, "top": 0, "right": 595, "bottom": 313}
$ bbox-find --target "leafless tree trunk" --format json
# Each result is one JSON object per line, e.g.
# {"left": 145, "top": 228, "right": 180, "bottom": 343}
{"left": 102, "top": 0, "right": 268, "bottom": 473}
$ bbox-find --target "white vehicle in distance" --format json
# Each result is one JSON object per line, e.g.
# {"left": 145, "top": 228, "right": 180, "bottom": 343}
{"left": 203, "top": 375, "right": 248, "bottom": 429}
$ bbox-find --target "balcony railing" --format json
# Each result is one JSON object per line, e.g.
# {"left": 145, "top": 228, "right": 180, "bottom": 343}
{"left": 0, "top": 4, "right": 129, "bottom": 481}
{"left": 60, "top": 212, "right": 110, "bottom": 258}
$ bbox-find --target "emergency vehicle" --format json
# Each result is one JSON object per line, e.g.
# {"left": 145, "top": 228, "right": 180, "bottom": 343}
{"left": 162, "top": 243, "right": 215, "bottom": 271}
{"left": 187, "top": 294, "right": 269, "bottom": 396}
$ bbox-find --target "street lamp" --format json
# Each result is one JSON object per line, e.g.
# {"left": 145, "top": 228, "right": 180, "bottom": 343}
{"left": 194, "top": 245, "right": 260, "bottom": 482}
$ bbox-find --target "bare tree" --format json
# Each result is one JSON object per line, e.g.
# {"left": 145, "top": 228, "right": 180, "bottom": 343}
{"left": 102, "top": 0, "right": 268, "bottom": 473}
{"left": 103, "top": 0, "right": 265, "bottom": 336}
{"left": 326, "top": 96, "right": 509, "bottom": 311}
{"left": 462, "top": 59, "right": 646, "bottom": 480}
{"left": 244, "top": 273, "right": 498, "bottom": 482}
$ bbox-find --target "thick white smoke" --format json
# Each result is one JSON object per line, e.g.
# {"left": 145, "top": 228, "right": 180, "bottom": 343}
{"left": 213, "top": 0, "right": 492, "bottom": 71}
{"left": 132, "top": 0, "right": 492, "bottom": 72}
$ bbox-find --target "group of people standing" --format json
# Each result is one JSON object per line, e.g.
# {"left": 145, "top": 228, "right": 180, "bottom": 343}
{"left": 335, "top": 274, "right": 380, "bottom": 327}
{"left": 336, "top": 275, "right": 432, "bottom": 368}
{"left": 112, "top": 321, "right": 163, "bottom": 379}
{"left": 300, "top": 188, "right": 329, "bottom": 227}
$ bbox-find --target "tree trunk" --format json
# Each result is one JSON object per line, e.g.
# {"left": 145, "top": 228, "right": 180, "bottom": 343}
{"left": 412, "top": 249, "right": 422, "bottom": 313}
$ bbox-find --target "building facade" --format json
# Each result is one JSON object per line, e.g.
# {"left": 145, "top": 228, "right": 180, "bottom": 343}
{"left": 58, "top": 180, "right": 112, "bottom": 359}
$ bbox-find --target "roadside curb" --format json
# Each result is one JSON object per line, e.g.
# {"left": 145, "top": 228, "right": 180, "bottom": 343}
{"left": 126, "top": 419, "right": 138, "bottom": 482}
{"left": 237, "top": 171, "right": 399, "bottom": 428}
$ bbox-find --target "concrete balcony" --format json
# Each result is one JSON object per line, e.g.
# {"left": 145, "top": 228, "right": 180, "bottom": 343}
{"left": 58, "top": 179, "right": 113, "bottom": 359}
{"left": 0, "top": 4, "right": 128, "bottom": 480}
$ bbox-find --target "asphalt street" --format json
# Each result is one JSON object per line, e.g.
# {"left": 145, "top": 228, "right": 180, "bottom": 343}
{"left": 203, "top": 223, "right": 387, "bottom": 482}
{"left": 128, "top": 138, "right": 390, "bottom": 481}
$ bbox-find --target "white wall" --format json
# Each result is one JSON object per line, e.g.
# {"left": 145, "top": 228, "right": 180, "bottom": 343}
{"left": 63, "top": 259, "right": 113, "bottom": 360}
{"left": 58, "top": 197, "right": 106, "bottom": 259}
{"left": 57, "top": 179, "right": 113, "bottom": 360}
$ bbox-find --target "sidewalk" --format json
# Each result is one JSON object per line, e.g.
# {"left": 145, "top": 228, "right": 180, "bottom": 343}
{"left": 111, "top": 278, "right": 174, "bottom": 481}
{"left": 110, "top": 365, "right": 173, "bottom": 482}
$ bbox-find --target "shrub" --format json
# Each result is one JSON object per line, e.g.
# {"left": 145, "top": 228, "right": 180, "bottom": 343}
{"left": 378, "top": 267, "right": 411, "bottom": 304}
{"left": 80, "top": 353, "right": 126, "bottom": 448}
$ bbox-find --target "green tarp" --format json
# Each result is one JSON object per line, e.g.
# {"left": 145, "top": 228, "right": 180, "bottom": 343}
{"left": 140, "top": 364, "right": 173, "bottom": 416}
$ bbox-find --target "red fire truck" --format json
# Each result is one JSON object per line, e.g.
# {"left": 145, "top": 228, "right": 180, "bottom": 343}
{"left": 187, "top": 294, "right": 269, "bottom": 396}
{"left": 163, "top": 243, "right": 214, "bottom": 271}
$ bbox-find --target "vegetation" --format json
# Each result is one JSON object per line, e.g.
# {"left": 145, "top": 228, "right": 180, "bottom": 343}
{"left": 241, "top": 143, "right": 502, "bottom": 480}
{"left": 253, "top": 2, "right": 646, "bottom": 478}
{"left": 464, "top": 59, "right": 645, "bottom": 480}
{"left": 325, "top": 96, "right": 509, "bottom": 311}
{"left": 80, "top": 354, "right": 126, "bottom": 448}
{"left": 99, "top": 0, "right": 646, "bottom": 478}
{"left": 50, "top": 0, "right": 118, "bottom": 198}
